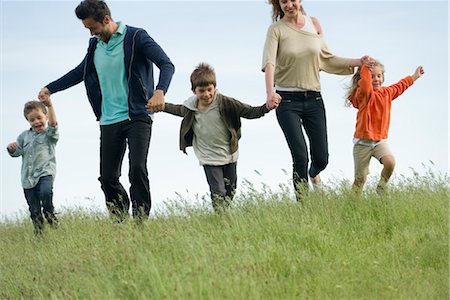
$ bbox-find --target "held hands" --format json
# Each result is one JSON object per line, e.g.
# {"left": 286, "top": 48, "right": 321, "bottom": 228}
{"left": 38, "top": 87, "right": 51, "bottom": 101}
{"left": 38, "top": 87, "right": 53, "bottom": 107}
{"left": 360, "top": 55, "right": 376, "bottom": 69}
{"left": 412, "top": 66, "right": 425, "bottom": 81}
{"left": 266, "top": 92, "right": 281, "bottom": 110}
{"left": 146, "top": 90, "right": 165, "bottom": 112}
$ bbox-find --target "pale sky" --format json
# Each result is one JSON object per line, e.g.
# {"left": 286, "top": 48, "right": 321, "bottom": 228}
{"left": 1, "top": 1, "right": 448, "bottom": 220}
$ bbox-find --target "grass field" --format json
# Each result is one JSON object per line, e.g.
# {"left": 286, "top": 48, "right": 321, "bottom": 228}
{"left": 1, "top": 173, "right": 448, "bottom": 299}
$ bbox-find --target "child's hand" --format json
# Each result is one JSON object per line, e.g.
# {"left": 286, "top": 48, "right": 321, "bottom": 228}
{"left": 7, "top": 142, "right": 18, "bottom": 153}
{"left": 38, "top": 87, "right": 51, "bottom": 100}
{"left": 38, "top": 90, "right": 52, "bottom": 107}
{"left": 412, "top": 66, "right": 424, "bottom": 81}
{"left": 361, "top": 55, "right": 375, "bottom": 69}
{"left": 266, "top": 92, "right": 281, "bottom": 110}
{"left": 40, "top": 98, "right": 53, "bottom": 107}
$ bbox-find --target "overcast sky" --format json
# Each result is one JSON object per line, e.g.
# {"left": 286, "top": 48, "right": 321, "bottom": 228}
{"left": 1, "top": 0, "right": 448, "bottom": 220}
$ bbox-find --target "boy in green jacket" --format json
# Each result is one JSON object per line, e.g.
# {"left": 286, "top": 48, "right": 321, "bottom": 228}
{"left": 154, "top": 63, "right": 275, "bottom": 212}
{"left": 7, "top": 96, "right": 59, "bottom": 234}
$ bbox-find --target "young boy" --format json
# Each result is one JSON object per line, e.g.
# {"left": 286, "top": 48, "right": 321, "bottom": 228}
{"left": 154, "top": 63, "right": 274, "bottom": 212}
{"left": 7, "top": 96, "right": 59, "bottom": 234}
{"left": 347, "top": 58, "right": 424, "bottom": 194}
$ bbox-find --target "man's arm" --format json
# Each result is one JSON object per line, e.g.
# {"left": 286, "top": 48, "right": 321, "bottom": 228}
{"left": 138, "top": 30, "right": 175, "bottom": 112}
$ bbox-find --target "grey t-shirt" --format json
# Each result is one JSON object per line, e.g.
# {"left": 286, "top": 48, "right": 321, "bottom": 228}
{"left": 184, "top": 95, "right": 238, "bottom": 166}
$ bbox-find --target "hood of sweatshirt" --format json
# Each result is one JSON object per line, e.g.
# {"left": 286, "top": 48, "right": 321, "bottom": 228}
{"left": 183, "top": 95, "right": 199, "bottom": 111}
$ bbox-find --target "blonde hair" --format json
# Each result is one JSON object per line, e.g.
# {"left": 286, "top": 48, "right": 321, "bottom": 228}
{"left": 190, "top": 62, "right": 216, "bottom": 90}
{"left": 268, "top": 0, "right": 306, "bottom": 22}
{"left": 345, "top": 60, "right": 385, "bottom": 106}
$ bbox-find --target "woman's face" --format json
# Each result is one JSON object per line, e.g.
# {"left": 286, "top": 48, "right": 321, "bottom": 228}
{"left": 279, "top": 0, "right": 301, "bottom": 18}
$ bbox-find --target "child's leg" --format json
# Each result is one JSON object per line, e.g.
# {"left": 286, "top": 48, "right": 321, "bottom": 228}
{"left": 37, "top": 175, "right": 58, "bottom": 227}
{"left": 24, "top": 188, "right": 44, "bottom": 234}
{"left": 352, "top": 144, "right": 372, "bottom": 194}
{"left": 373, "top": 143, "right": 395, "bottom": 193}
{"left": 377, "top": 155, "right": 395, "bottom": 193}
{"left": 203, "top": 165, "right": 227, "bottom": 212}
{"left": 223, "top": 162, "right": 237, "bottom": 207}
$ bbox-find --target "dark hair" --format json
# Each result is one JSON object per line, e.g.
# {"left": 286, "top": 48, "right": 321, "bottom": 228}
{"left": 24, "top": 101, "right": 47, "bottom": 119}
{"left": 75, "top": 0, "right": 111, "bottom": 22}
{"left": 190, "top": 63, "right": 217, "bottom": 90}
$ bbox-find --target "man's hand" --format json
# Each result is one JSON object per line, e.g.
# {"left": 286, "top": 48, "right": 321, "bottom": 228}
{"left": 146, "top": 90, "right": 165, "bottom": 112}
{"left": 38, "top": 87, "right": 51, "bottom": 101}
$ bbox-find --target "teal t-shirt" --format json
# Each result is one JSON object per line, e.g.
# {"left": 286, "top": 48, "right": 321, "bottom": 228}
{"left": 94, "top": 22, "right": 129, "bottom": 125}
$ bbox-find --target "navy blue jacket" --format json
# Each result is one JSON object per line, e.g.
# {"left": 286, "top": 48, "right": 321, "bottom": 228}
{"left": 46, "top": 26, "right": 175, "bottom": 121}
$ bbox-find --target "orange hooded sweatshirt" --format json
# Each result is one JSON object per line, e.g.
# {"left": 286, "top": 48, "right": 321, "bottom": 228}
{"left": 349, "top": 65, "right": 414, "bottom": 141}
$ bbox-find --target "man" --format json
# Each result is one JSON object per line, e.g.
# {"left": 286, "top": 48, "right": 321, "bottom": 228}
{"left": 39, "top": 0, "right": 174, "bottom": 221}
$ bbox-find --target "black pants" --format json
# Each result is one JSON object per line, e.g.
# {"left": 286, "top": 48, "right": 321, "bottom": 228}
{"left": 276, "top": 91, "right": 329, "bottom": 198}
{"left": 99, "top": 117, "right": 152, "bottom": 220}
{"left": 203, "top": 162, "right": 237, "bottom": 212}
{"left": 24, "top": 175, "right": 57, "bottom": 233}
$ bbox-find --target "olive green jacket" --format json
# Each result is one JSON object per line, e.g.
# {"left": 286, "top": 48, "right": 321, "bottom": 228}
{"left": 164, "top": 93, "right": 270, "bottom": 154}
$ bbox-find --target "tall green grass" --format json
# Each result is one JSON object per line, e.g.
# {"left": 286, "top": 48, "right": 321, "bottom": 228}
{"left": 1, "top": 173, "right": 448, "bottom": 299}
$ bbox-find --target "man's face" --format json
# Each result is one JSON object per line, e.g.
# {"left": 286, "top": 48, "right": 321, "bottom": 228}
{"left": 82, "top": 16, "right": 112, "bottom": 43}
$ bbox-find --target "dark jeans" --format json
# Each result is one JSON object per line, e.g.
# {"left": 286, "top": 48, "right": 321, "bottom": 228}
{"left": 276, "top": 91, "right": 329, "bottom": 198}
{"left": 99, "top": 116, "right": 152, "bottom": 220}
{"left": 203, "top": 162, "right": 237, "bottom": 212}
{"left": 24, "top": 175, "right": 57, "bottom": 233}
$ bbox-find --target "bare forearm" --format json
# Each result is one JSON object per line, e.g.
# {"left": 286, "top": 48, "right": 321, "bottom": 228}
{"left": 264, "top": 63, "right": 275, "bottom": 96}
{"left": 47, "top": 103, "right": 57, "bottom": 127}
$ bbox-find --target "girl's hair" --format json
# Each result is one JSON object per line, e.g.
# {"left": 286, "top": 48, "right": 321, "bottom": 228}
{"left": 190, "top": 63, "right": 216, "bottom": 90}
{"left": 24, "top": 101, "right": 47, "bottom": 119}
{"left": 269, "top": 0, "right": 306, "bottom": 22}
{"left": 345, "top": 60, "right": 385, "bottom": 106}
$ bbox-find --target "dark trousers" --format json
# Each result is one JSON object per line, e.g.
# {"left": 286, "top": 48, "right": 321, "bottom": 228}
{"left": 276, "top": 91, "right": 329, "bottom": 198}
{"left": 24, "top": 175, "right": 57, "bottom": 233}
{"left": 99, "top": 117, "right": 152, "bottom": 220}
{"left": 203, "top": 162, "right": 237, "bottom": 212}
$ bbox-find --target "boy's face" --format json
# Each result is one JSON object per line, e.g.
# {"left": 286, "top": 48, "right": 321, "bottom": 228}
{"left": 26, "top": 108, "right": 48, "bottom": 133}
{"left": 371, "top": 66, "right": 384, "bottom": 90}
{"left": 193, "top": 84, "right": 216, "bottom": 106}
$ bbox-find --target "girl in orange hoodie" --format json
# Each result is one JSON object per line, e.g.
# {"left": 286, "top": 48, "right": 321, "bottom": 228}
{"left": 347, "top": 58, "right": 424, "bottom": 194}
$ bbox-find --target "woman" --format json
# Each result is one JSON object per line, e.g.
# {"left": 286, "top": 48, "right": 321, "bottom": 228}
{"left": 262, "top": 0, "right": 368, "bottom": 200}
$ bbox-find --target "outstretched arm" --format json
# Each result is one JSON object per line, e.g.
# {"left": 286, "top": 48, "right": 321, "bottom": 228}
{"left": 412, "top": 66, "right": 425, "bottom": 81}
{"left": 39, "top": 93, "right": 57, "bottom": 127}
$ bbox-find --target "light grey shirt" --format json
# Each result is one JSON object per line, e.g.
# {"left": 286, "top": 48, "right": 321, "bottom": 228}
{"left": 184, "top": 95, "right": 238, "bottom": 166}
{"left": 8, "top": 125, "right": 58, "bottom": 189}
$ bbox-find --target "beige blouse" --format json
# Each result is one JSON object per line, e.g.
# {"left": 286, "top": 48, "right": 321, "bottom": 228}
{"left": 262, "top": 20, "right": 355, "bottom": 92}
